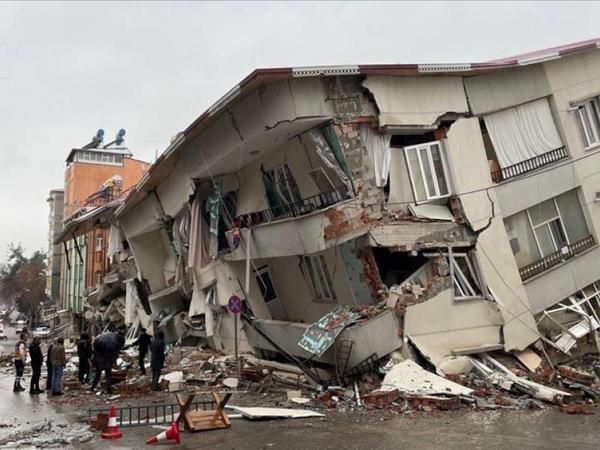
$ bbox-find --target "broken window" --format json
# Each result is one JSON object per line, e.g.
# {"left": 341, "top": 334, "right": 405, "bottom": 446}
{"left": 262, "top": 163, "right": 302, "bottom": 218}
{"left": 576, "top": 97, "right": 600, "bottom": 149}
{"left": 271, "top": 164, "right": 302, "bottom": 205}
{"left": 301, "top": 255, "right": 336, "bottom": 302}
{"left": 451, "top": 253, "right": 484, "bottom": 301}
{"left": 308, "top": 168, "right": 335, "bottom": 193}
{"left": 255, "top": 266, "right": 278, "bottom": 303}
{"left": 404, "top": 140, "right": 450, "bottom": 202}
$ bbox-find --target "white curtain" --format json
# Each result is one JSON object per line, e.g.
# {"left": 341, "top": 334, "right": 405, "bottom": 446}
{"left": 187, "top": 194, "right": 210, "bottom": 269}
{"left": 359, "top": 125, "right": 391, "bottom": 187}
{"left": 483, "top": 98, "right": 563, "bottom": 168}
{"left": 107, "top": 224, "right": 124, "bottom": 260}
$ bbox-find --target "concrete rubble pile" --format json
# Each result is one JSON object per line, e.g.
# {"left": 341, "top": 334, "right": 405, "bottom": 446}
{"left": 0, "top": 421, "right": 94, "bottom": 449}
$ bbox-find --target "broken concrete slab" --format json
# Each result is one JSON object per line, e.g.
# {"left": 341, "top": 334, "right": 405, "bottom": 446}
{"left": 378, "top": 360, "right": 473, "bottom": 397}
{"left": 514, "top": 348, "right": 542, "bottom": 373}
{"left": 227, "top": 406, "right": 324, "bottom": 420}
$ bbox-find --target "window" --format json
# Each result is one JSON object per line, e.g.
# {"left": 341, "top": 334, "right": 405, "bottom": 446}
{"left": 301, "top": 255, "right": 336, "bottom": 301}
{"left": 309, "top": 168, "right": 335, "bottom": 192}
{"left": 255, "top": 266, "right": 278, "bottom": 303}
{"left": 94, "top": 271, "right": 102, "bottom": 287}
{"left": 528, "top": 198, "right": 569, "bottom": 257}
{"left": 95, "top": 235, "right": 104, "bottom": 252}
{"left": 576, "top": 98, "right": 600, "bottom": 149}
{"left": 270, "top": 163, "right": 302, "bottom": 205}
{"left": 451, "top": 253, "right": 484, "bottom": 300}
{"left": 504, "top": 189, "right": 590, "bottom": 268}
{"left": 404, "top": 141, "right": 450, "bottom": 202}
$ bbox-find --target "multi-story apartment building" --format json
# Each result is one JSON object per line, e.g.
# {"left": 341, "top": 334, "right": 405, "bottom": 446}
{"left": 111, "top": 38, "right": 600, "bottom": 372}
{"left": 45, "top": 188, "right": 64, "bottom": 303}
{"left": 59, "top": 134, "right": 150, "bottom": 323}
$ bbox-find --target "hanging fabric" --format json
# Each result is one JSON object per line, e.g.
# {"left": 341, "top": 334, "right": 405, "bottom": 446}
{"left": 107, "top": 224, "right": 124, "bottom": 261}
{"left": 188, "top": 194, "right": 210, "bottom": 269}
{"left": 359, "top": 124, "right": 391, "bottom": 187}
{"left": 483, "top": 98, "right": 563, "bottom": 168}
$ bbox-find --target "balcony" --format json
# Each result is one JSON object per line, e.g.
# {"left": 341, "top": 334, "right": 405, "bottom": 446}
{"left": 235, "top": 184, "right": 350, "bottom": 228}
{"left": 491, "top": 146, "right": 568, "bottom": 183}
{"left": 519, "top": 234, "right": 596, "bottom": 281}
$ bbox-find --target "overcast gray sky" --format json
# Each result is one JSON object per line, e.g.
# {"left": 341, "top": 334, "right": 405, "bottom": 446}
{"left": 0, "top": 1, "right": 598, "bottom": 260}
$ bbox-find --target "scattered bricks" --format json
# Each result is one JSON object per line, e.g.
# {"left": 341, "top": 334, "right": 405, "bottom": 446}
{"left": 403, "top": 395, "right": 462, "bottom": 412}
{"left": 111, "top": 369, "right": 127, "bottom": 385}
{"left": 362, "top": 389, "right": 400, "bottom": 408}
{"left": 558, "top": 366, "right": 595, "bottom": 386}
{"left": 90, "top": 413, "right": 109, "bottom": 432}
{"left": 241, "top": 366, "right": 270, "bottom": 382}
{"left": 560, "top": 403, "right": 595, "bottom": 415}
{"left": 317, "top": 391, "right": 333, "bottom": 402}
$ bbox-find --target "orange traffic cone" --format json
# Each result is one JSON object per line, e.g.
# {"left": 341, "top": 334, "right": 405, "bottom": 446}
{"left": 145, "top": 422, "right": 180, "bottom": 445}
{"left": 102, "top": 405, "right": 123, "bottom": 440}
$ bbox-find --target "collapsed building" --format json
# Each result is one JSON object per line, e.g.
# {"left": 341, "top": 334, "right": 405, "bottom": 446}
{"left": 57, "top": 38, "right": 600, "bottom": 380}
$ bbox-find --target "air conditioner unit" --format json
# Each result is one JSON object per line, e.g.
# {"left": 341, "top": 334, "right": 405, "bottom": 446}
{"left": 595, "top": 192, "right": 600, "bottom": 203}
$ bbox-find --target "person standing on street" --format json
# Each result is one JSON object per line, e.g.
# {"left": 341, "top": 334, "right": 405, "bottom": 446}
{"left": 50, "top": 337, "right": 66, "bottom": 396}
{"left": 29, "top": 337, "right": 43, "bottom": 394}
{"left": 150, "top": 331, "right": 166, "bottom": 391}
{"left": 90, "top": 332, "right": 123, "bottom": 395}
{"left": 45, "top": 341, "right": 54, "bottom": 391}
{"left": 130, "top": 328, "right": 151, "bottom": 375}
{"left": 77, "top": 333, "right": 92, "bottom": 384}
{"left": 13, "top": 333, "right": 28, "bottom": 392}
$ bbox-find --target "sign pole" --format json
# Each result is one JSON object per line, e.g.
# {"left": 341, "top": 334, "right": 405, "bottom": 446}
{"left": 228, "top": 295, "right": 243, "bottom": 377}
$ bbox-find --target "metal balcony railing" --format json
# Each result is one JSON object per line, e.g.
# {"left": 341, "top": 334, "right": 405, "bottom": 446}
{"left": 519, "top": 234, "right": 596, "bottom": 281}
{"left": 236, "top": 185, "right": 350, "bottom": 228}
{"left": 491, "top": 146, "right": 568, "bottom": 183}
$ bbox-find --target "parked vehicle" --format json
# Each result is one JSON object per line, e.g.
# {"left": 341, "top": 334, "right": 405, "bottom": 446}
{"left": 33, "top": 327, "right": 51, "bottom": 339}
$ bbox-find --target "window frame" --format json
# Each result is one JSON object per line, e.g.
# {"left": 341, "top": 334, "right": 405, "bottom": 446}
{"left": 271, "top": 163, "right": 302, "bottom": 206}
{"left": 526, "top": 198, "right": 570, "bottom": 257}
{"left": 95, "top": 235, "right": 104, "bottom": 252}
{"left": 254, "top": 265, "right": 279, "bottom": 304}
{"left": 301, "top": 255, "right": 337, "bottom": 302}
{"left": 576, "top": 98, "right": 600, "bottom": 150}
{"left": 404, "top": 140, "right": 451, "bottom": 203}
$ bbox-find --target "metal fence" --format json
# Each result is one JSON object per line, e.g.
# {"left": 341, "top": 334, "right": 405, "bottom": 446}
{"left": 236, "top": 185, "right": 349, "bottom": 228}
{"left": 491, "top": 146, "right": 568, "bottom": 183}
{"left": 88, "top": 398, "right": 217, "bottom": 427}
{"left": 519, "top": 234, "right": 595, "bottom": 281}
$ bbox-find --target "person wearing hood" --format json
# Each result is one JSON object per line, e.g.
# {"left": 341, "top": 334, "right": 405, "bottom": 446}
{"left": 77, "top": 333, "right": 92, "bottom": 384}
{"left": 29, "top": 337, "right": 43, "bottom": 395}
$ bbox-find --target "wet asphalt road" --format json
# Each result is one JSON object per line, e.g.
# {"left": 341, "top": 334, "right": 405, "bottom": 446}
{"left": 1, "top": 324, "right": 600, "bottom": 449}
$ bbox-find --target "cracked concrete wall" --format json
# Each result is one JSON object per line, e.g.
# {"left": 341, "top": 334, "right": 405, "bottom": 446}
{"left": 182, "top": 78, "right": 333, "bottom": 180}
{"left": 404, "top": 288, "right": 503, "bottom": 369}
{"left": 340, "top": 238, "right": 384, "bottom": 304}
{"left": 363, "top": 75, "right": 469, "bottom": 130}
{"left": 444, "top": 118, "right": 539, "bottom": 351}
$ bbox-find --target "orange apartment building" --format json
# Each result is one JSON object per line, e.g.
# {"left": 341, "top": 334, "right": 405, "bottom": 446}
{"left": 61, "top": 141, "right": 150, "bottom": 315}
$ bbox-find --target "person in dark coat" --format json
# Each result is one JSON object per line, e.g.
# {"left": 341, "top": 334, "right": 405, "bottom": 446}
{"left": 45, "top": 342, "right": 53, "bottom": 391}
{"left": 29, "top": 337, "right": 43, "bottom": 394}
{"left": 90, "top": 332, "right": 124, "bottom": 394}
{"left": 130, "top": 328, "right": 151, "bottom": 375}
{"left": 77, "top": 333, "right": 92, "bottom": 384}
{"left": 150, "top": 331, "right": 166, "bottom": 391}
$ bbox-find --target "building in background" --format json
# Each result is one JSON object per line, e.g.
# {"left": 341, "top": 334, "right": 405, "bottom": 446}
{"left": 45, "top": 188, "right": 64, "bottom": 303}
{"left": 59, "top": 130, "right": 150, "bottom": 330}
